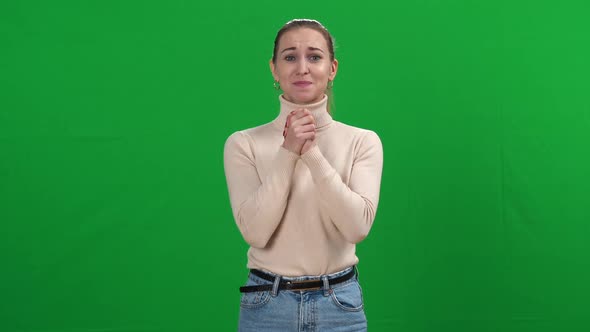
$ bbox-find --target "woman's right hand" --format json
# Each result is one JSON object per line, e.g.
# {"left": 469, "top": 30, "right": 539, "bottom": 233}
{"left": 282, "top": 109, "right": 315, "bottom": 155}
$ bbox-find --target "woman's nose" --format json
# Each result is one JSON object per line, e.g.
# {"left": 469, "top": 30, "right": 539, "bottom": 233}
{"left": 296, "top": 59, "right": 309, "bottom": 75}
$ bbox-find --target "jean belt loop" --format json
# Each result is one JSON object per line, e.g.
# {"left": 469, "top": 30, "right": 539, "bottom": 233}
{"left": 321, "top": 275, "right": 331, "bottom": 297}
{"left": 271, "top": 275, "right": 281, "bottom": 297}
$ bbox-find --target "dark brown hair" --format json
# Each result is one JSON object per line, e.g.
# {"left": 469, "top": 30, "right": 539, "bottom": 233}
{"left": 272, "top": 19, "right": 335, "bottom": 64}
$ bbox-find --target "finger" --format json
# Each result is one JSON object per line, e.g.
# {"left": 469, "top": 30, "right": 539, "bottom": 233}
{"left": 291, "top": 114, "right": 315, "bottom": 127}
{"left": 291, "top": 108, "right": 311, "bottom": 120}
{"left": 293, "top": 124, "right": 316, "bottom": 134}
{"left": 283, "top": 113, "right": 295, "bottom": 138}
{"left": 295, "top": 131, "right": 316, "bottom": 140}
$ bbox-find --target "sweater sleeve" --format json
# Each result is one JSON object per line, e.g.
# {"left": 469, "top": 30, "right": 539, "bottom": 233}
{"left": 300, "top": 130, "right": 383, "bottom": 244}
{"left": 223, "top": 131, "right": 299, "bottom": 248}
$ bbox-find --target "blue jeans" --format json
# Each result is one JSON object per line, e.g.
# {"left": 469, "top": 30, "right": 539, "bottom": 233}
{"left": 238, "top": 266, "right": 367, "bottom": 332}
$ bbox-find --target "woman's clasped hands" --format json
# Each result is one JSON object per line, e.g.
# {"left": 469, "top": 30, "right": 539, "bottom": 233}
{"left": 282, "top": 108, "right": 316, "bottom": 155}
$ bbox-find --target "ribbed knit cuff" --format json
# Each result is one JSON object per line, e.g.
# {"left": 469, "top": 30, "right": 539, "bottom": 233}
{"left": 276, "top": 145, "right": 300, "bottom": 175}
{"left": 300, "top": 145, "right": 334, "bottom": 181}
{"left": 278, "top": 145, "right": 300, "bottom": 161}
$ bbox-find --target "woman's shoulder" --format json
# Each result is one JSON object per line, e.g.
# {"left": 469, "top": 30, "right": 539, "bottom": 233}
{"left": 224, "top": 122, "right": 277, "bottom": 150}
{"left": 332, "top": 120, "right": 382, "bottom": 144}
{"left": 330, "top": 121, "right": 383, "bottom": 160}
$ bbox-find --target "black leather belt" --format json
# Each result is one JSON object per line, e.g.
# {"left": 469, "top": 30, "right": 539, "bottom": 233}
{"left": 239, "top": 267, "right": 356, "bottom": 293}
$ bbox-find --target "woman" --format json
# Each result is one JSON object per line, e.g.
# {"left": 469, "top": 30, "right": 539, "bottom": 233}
{"left": 223, "top": 19, "right": 383, "bottom": 331}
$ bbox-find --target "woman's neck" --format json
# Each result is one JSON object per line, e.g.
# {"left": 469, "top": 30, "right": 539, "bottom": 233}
{"left": 273, "top": 94, "right": 333, "bottom": 130}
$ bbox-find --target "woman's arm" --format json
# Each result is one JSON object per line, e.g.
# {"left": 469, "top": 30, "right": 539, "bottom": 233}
{"left": 224, "top": 131, "right": 299, "bottom": 248}
{"left": 300, "top": 130, "right": 383, "bottom": 244}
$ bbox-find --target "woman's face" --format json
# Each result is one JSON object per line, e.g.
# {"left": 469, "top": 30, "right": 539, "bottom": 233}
{"left": 271, "top": 28, "right": 338, "bottom": 104}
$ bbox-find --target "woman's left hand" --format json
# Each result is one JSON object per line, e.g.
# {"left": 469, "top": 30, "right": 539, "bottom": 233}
{"left": 300, "top": 139, "right": 316, "bottom": 155}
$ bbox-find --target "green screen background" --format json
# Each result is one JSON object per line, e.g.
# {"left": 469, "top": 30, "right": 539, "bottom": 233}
{"left": 1, "top": 1, "right": 589, "bottom": 331}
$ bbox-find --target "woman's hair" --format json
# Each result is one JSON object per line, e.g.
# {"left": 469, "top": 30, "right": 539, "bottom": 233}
{"left": 272, "top": 19, "right": 335, "bottom": 64}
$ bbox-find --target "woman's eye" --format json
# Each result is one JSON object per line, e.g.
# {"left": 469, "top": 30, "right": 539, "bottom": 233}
{"left": 309, "top": 55, "right": 322, "bottom": 61}
{"left": 285, "top": 55, "right": 295, "bottom": 61}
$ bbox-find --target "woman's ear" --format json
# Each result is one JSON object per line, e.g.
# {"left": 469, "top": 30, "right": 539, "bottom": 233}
{"left": 270, "top": 59, "right": 279, "bottom": 81}
{"left": 329, "top": 59, "right": 339, "bottom": 81}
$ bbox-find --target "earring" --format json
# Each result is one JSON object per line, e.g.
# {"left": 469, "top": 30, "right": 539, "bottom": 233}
{"left": 274, "top": 80, "right": 281, "bottom": 90}
{"left": 327, "top": 80, "right": 334, "bottom": 89}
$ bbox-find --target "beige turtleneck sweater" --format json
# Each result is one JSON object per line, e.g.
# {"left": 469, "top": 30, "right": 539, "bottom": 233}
{"left": 223, "top": 94, "right": 383, "bottom": 277}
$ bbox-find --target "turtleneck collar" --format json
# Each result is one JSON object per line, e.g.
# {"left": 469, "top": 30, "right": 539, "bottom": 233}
{"left": 273, "top": 94, "right": 333, "bottom": 131}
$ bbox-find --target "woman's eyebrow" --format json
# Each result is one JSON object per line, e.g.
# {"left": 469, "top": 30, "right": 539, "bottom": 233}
{"left": 280, "top": 47, "right": 297, "bottom": 54}
{"left": 280, "top": 46, "right": 325, "bottom": 54}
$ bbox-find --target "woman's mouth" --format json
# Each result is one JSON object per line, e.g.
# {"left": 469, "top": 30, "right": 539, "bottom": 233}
{"left": 293, "top": 81, "right": 312, "bottom": 88}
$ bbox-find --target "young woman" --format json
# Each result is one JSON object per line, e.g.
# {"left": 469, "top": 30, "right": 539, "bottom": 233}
{"left": 224, "top": 19, "right": 383, "bottom": 331}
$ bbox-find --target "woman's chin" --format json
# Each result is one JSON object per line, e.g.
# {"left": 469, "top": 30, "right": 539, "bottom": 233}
{"left": 284, "top": 92, "right": 323, "bottom": 105}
